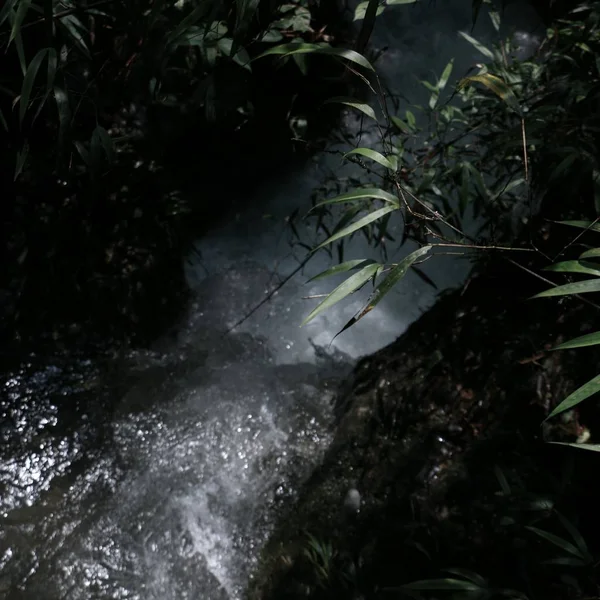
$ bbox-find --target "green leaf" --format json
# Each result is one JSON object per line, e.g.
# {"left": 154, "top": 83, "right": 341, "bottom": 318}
{"left": 333, "top": 246, "right": 432, "bottom": 336}
{"left": 458, "top": 73, "right": 521, "bottom": 115}
{"left": 545, "top": 374, "right": 600, "bottom": 419}
{"left": 555, "top": 511, "right": 590, "bottom": 560}
{"left": 46, "top": 47, "right": 57, "bottom": 95}
{"left": 550, "top": 442, "right": 600, "bottom": 452}
{"left": 301, "top": 263, "right": 381, "bottom": 326}
{"left": 324, "top": 96, "right": 376, "bottom": 120}
{"left": 525, "top": 526, "right": 584, "bottom": 559}
{"left": 580, "top": 248, "right": 600, "bottom": 259}
{"left": 344, "top": 147, "right": 396, "bottom": 170}
{"left": 442, "top": 568, "right": 487, "bottom": 587}
{"left": 313, "top": 206, "right": 397, "bottom": 252}
{"left": 556, "top": 220, "right": 600, "bottom": 233}
{"left": 313, "top": 187, "right": 399, "bottom": 210}
{"left": 0, "top": 0, "right": 18, "bottom": 28}
{"left": 167, "top": 0, "right": 212, "bottom": 46}
{"left": 438, "top": 59, "right": 454, "bottom": 91}
{"left": 53, "top": 85, "right": 71, "bottom": 159}
{"left": 58, "top": 14, "right": 90, "bottom": 59}
{"left": 390, "top": 115, "right": 413, "bottom": 134}
{"left": 532, "top": 279, "right": 600, "bottom": 299}
{"left": 458, "top": 30, "right": 494, "bottom": 59}
{"left": 308, "top": 259, "right": 376, "bottom": 282}
{"left": 9, "top": 0, "right": 31, "bottom": 46}
{"left": 544, "top": 260, "right": 600, "bottom": 277}
{"left": 353, "top": 0, "right": 384, "bottom": 21}
{"left": 494, "top": 465, "right": 511, "bottom": 496}
{"left": 255, "top": 43, "right": 375, "bottom": 71}
{"left": 553, "top": 331, "right": 600, "bottom": 350}
{"left": 19, "top": 48, "right": 49, "bottom": 124}
{"left": 402, "top": 578, "right": 481, "bottom": 591}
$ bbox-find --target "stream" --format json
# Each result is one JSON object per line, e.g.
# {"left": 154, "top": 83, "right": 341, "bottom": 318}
{"left": 0, "top": 3, "right": 539, "bottom": 599}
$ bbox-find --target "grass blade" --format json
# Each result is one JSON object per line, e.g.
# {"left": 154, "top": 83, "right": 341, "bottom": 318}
{"left": 9, "top": 0, "right": 31, "bottom": 46}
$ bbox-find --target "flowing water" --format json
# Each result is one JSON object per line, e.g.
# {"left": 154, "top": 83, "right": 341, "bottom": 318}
{"left": 1, "top": 3, "right": 540, "bottom": 599}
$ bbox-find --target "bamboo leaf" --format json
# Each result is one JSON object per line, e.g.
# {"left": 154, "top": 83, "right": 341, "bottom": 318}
{"left": 167, "top": 0, "right": 212, "bottom": 46}
{"left": 20, "top": 48, "right": 48, "bottom": 123}
{"left": 458, "top": 73, "right": 521, "bottom": 115}
{"left": 542, "top": 557, "right": 588, "bottom": 567}
{"left": 556, "top": 220, "right": 600, "bottom": 233}
{"left": 301, "top": 263, "right": 381, "bottom": 326}
{"left": 325, "top": 96, "right": 376, "bottom": 120}
{"left": 550, "top": 442, "right": 600, "bottom": 452}
{"left": 9, "top": 0, "right": 31, "bottom": 46}
{"left": 532, "top": 279, "right": 600, "bottom": 298}
{"left": 313, "top": 187, "right": 399, "bottom": 210}
{"left": 553, "top": 331, "right": 600, "bottom": 350}
{"left": 458, "top": 30, "right": 494, "bottom": 59}
{"left": 353, "top": 245, "right": 432, "bottom": 320}
{"left": 442, "top": 568, "right": 487, "bottom": 587}
{"left": 255, "top": 43, "right": 375, "bottom": 71}
{"left": 438, "top": 59, "right": 454, "bottom": 91}
{"left": 555, "top": 511, "right": 590, "bottom": 560}
{"left": 0, "top": 0, "right": 18, "bottom": 28}
{"left": 402, "top": 578, "right": 481, "bottom": 591}
{"left": 525, "top": 526, "right": 584, "bottom": 559}
{"left": 580, "top": 248, "right": 600, "bottom": 259}
{"left": 14, "top": 142, "right": 29, "bottom": 180}
{"left": 313, "top": 206, "right": 397, "bottom": 251}
{"left": 308, "top": 259, "right": 376, "bottom": 282}
{"left": 545, "top": 374, "right": 600, "bottom": 420}
{"left": 353, "top": 0, "right": 384, "bottom": 21}
{"left": 344, "top": 147, "right": 395, "bottom": 170}
{"left": 544, "top": 260, "right": 600, "bottom": 277}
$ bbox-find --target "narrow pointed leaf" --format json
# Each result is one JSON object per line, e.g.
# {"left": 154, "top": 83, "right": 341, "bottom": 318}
{"left": 438, "top": 59, "right": 454, "bottom": 91}
{"left": 9, "top": 0, "right": 31, "bottom": 46}
{"left": 525, "top": 526, "right": 584, "bottom": 559}
{"left": 556, "top": 220, "right": 600, "bottom": 233}
{"left": 344, "top": 147, "right": 395, "bottom": 170}
{"left": 255, "top": 43, "right": 375, "bottom": 71}
{"left": 532, "top": 279, "right": 600, "bottom": 298}
{"left": 325, "top": 96, "right": 376, "bottom": 120}
{"left": 313, "top": 187, "right": 399, "bottom": 210}
{"left": 544, "top": 260, "right": 600, "bottom": 276}
{"left": 20, "top": 48, "right": 48, "bottom": 123}
{"left": 402, "top": 578, "right": 480, "bottom": 591}
{"left": 550, "top": 442, "right": 600, "bottom": 452}
{"left": 442, "top": 568, "right": 487, "bottom": 587}
{"left": 458, "top": 31, "right": 494, "bottom": 59}
{"left": 391, "top": 115, "right": 413, "bottom": 134}
{"left": 313, "top": 206, "right": 397, "bottom": 251}
{"left": 580, "top": 248, "right": 600, "bottom": 259}
{"left": 307, "top": 259, "right": 375, "bottom": 282}
{"left": 301, "top": 263, "right": 381, "bottom": 326}
{"left": 352, "top": 246, "right": 432, "bottom": 321}
{"left": 459, "top": 73, "right": 521, "bottom": 115}
{"left": 542, "top": 557, "right": 588, "bottom": 567}
{"left": 46, "top": 47, "right": 57, "bottom": 94}
{"left": 545, "top": 374, "right": 600, "bottom": 420}
{"left": 553, "top": 331, "right": 600, "bottom": 351}
{"left": 555, "top": 511, "right": 590, "bottom": 559}
{"left": 0, "top": 0, "right": 18, "bottom": 28}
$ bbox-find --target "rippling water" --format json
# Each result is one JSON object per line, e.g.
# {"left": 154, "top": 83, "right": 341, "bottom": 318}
{"left": 0, "top": 3, "right": 539, "bottom": 598}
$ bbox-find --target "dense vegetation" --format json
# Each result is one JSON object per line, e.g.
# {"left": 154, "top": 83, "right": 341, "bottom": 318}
{"left": 3, "top": 0, "right": 600, "bottom": 598}
{"left": 245, "top": 0, "right": 600, "bottom": 599}
{"left": 0, "top": 0, "right": 350, "bottom": 348}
